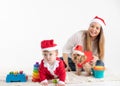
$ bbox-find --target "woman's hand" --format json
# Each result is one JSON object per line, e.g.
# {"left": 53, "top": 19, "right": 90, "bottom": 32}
{"left": 63, "top": 53, "right": 70, "bottom": 71}
{"left": 66, "top": 65, "right": 71, "bottom": 71}
{"left": 93, "top": 55, "right": 99, "bottom": 62}
{"left": 90, "top": 55, "right": 99, "bottom": 66}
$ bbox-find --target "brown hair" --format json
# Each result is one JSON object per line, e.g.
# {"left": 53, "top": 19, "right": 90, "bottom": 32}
{"left": 84, "top": 28, "right": 105, "bottom": 60}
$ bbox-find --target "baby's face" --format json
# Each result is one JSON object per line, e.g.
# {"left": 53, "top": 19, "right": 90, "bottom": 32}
{"left": 42, "top": 50, "right": 58, "bottom": 65}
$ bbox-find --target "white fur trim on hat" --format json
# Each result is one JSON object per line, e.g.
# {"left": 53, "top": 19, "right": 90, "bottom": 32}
{"left": 73, "top": 50, "right": 84, "bottom": 55}
{"left": 42, "top": 46, "right": 58, "bottom": 51}
{"left": 91, "top": 19, "right": 105, "bottom": 29}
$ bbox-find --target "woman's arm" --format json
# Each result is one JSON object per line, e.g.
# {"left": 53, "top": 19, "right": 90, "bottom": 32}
{"left": 63, "top": 53, "right": 71, "bottom": 71}
{"left": 62, "top": 30, "right": 85, "bottom": 71}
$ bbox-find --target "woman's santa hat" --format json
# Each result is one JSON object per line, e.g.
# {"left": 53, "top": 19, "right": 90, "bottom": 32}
{"left": 91, "top": 16, "right": 106, "bottom": 29}
{"left": 73, "top": 45, "right": 84, "bottom": 55}
{"left": 41, "top": 39, "right": 58, "bottom": 51}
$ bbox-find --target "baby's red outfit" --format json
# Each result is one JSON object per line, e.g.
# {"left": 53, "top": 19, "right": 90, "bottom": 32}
{"left": 39, "top": 57, "right": 66, "bottom": 84}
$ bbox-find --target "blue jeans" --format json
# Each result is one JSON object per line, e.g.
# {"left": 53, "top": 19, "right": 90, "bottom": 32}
{"left": 60, "top": 57, "right": 76, "bottom": 71}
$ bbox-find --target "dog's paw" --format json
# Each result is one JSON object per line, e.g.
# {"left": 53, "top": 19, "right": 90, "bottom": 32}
{"left": 75, "top": 71, "right": 81, "bottom": 76}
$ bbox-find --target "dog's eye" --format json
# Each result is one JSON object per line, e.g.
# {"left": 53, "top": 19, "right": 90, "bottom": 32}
{"left": 77, "top": 54, "right": 80, "bottom": 56}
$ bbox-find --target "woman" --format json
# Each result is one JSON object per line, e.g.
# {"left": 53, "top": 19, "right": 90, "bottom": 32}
{"left": 62, "top": 16, "right": 106, "bottom": 71}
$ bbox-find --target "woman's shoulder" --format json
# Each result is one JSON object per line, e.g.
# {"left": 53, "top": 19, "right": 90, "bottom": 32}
{"left": 77, "top": 29, "right": 87, "bottom": 33}
{"left": 74, "top": 29, "right": 87, "bottom": 36}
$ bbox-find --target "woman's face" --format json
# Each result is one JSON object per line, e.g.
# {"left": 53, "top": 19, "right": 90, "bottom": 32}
{"left": 88, "top": 22, "right": 101, "bottom": 39}
{"left": 42, "top": 50, "right": 58, "bottom": 65}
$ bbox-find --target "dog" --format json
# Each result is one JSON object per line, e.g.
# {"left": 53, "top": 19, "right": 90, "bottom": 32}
{"left": 72, "top": 45, "right": 93, "bottom": 76}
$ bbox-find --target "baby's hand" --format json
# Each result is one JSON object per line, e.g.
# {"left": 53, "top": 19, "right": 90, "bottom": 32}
{"left": 41, "top": 82, "right": 48, "bottom": 86}
{"left": 55, "top": 83, "right": 65, "bottom": 86}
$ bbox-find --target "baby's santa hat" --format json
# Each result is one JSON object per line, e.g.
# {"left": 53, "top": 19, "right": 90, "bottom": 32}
{"left": 41, "top": 39, "right": 58, "bottom": 51}
{"left": 91, "top": 16, "right": 106, "bottom": 29}
{"left": 73, "top": 45, "right": 84, "bottom": 55}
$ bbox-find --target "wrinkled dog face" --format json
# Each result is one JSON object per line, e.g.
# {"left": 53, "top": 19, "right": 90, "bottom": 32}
{"left": 72, "top": 54, "right": 86, "bottom": 64}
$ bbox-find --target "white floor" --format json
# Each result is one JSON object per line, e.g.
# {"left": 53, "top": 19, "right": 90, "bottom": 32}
{"left": 1, "top": 81, "right": 120, "bottom": 86}
{"left": 0, "top": 71, "right": 120, "bottom": 86}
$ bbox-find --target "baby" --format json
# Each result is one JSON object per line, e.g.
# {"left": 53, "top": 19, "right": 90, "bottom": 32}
{"left": 72, "top": 45, "right": 93, "bottom": 76}
{"left": 39, "top": 39, "right": 66, "bottom": 86}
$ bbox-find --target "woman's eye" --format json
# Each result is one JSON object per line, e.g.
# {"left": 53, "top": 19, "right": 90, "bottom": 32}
{"left": 91, "top": 25, "right": 94, "bottom": 28}
{"left": 96, "top": 27, "right": 100, "bottom": 30}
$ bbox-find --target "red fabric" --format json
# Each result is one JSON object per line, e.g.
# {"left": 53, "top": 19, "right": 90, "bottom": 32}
{"left": 84, "top": 51, "right": 93, "bottom": 63}
{"left": 74, "top": 45, "right": 83, "bottom": 52}
{"left": 39, "top": 58, "right": 66, "bottom": 82}
{"left": 77, "top": 51, "right": 93, "bottom": 68}
{"left": 94, "top": 16, "right": 106, "bottom": 25}
{"left": 41, "top": 39, "right": 57, "bottom": 49}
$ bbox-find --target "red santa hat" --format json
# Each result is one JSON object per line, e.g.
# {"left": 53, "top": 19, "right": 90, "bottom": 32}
{"left": 91, "top": 16, "right": 106, "bottom": 29}
{"left": 73, "top": 45, "right": 84, "bottom": 55}
{"left": 41, "top": 39, "right": 58, "bottom": 51}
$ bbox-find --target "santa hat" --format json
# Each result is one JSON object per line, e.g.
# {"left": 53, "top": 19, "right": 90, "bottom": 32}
{"left": 73, "top": 45, "right": 84, "bottom": 55}
{"left": 91, "top": 16, "right": 106, "bottom": 29}
{"left": 41, "top": 39, "right": 58, "bottom": 51}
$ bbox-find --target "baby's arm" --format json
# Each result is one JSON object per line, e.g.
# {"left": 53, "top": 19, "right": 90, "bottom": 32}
{"left": 40, "top": 79, "right": 48, "bottom": 86}
{"left": 57, "top": 61, "right": 66, "bottom": 86}
{"left": 39, "top": 60, "right": 48, "bottom": 86}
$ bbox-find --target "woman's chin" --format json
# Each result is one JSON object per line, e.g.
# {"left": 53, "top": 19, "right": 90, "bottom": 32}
{"left": 90, "top": 34, "right": 98, "bottom": 39}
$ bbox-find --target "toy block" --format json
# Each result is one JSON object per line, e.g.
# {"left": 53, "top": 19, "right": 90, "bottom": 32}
{"left": 6, "top": 71, "right": 28, "bottom": 83}
{"left": 32, "top": 62, "right": 40, "bottom": 82}
{"left": 92, "top": 60, "right": 105, "bottom": 78}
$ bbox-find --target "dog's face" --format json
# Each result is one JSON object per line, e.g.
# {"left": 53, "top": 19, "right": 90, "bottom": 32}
{"left": 72, "top": 53, "right": 86, "bottom": 64}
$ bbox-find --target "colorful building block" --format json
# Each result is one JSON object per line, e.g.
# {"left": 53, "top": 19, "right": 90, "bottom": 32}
{"left": 32, "top": 62, "right": 40, "bottom": 82}
{"left": 6, "top": 71, "right": 28, "bottom": 82}
{"left": 92, "top": 60, "right": 105, "bottom": 78}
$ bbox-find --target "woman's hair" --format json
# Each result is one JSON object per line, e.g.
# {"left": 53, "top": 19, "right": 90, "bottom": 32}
{"left": 84, "top": 28, "right": 105, "bottom": 60}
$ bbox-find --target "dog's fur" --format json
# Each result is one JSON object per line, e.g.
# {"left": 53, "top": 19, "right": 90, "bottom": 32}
{"left": 72, "top": 53, "right": 92, "bottom": 75}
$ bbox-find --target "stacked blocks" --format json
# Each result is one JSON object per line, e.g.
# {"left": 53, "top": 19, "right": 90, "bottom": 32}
{"left": 92, "top": 60, "right": 105, "bottom": 78}
{"left": 32, "top": 62, "right": 40, "bottom": 82}
{"left": 6, "top": 71, "right": 28, "bottom": 82}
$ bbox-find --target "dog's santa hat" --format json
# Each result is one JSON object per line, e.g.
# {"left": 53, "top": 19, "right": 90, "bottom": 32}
{"left": 73, "top": 45, "right": 84, "bottom": 55}
{"left": 91, "top": 16, "right": 106, "bottom": 29}
{"left": 41, "top": 39, "right": 58, "bottom": 51}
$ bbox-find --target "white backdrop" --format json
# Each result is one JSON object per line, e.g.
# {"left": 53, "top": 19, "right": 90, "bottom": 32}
{"left": 0, "top": 0, "right": 120, "bottom": 75}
